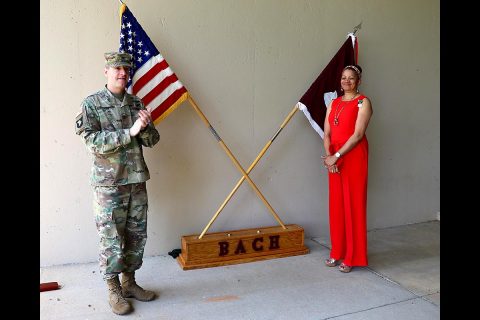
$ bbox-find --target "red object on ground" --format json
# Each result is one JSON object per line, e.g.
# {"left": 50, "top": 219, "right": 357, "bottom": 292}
{"left": 40, "top": 282, "right": 60, "bottom": 292}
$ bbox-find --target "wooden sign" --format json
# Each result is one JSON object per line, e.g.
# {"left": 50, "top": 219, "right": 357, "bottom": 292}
{"left": 177, "top": 224, "right": 309, "bottom": 270}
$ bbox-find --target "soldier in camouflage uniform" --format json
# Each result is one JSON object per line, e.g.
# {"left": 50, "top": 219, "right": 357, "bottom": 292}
{"left": 75, "top": 52, "right": 160, "bottom": 315}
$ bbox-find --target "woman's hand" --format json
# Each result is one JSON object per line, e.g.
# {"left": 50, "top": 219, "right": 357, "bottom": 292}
{"left": 321, "top": 155, "right": 340, "bottom": 173}
{"left": 329, "top": 164, "right": 339, "bottom": 173}
{"left": 321, "top": 154, "right": 338, "bottom": 167}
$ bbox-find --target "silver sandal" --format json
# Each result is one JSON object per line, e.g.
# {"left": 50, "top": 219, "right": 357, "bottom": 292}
{"left": 325, "top": 258, "right": 340, "bottom": 267}
{"left": 338, "top": 263, "right": 352, "bottom": 273}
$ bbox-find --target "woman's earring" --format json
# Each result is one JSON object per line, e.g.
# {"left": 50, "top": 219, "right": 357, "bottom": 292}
{"left": 340, "top": 88, "right": 344, "bottom": 91}
{"left": 356, "top": 88, "right": 359, "bottom": 93}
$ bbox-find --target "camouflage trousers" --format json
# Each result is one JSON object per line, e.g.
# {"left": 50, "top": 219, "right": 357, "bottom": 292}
{"left": 93, "top": 182, "right": 148, "bottom": 280}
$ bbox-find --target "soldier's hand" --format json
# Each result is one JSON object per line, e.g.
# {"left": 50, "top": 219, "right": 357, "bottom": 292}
{"left": 138, "top": 109, "right": 152, "bottom": 124}
{"left": 130, "top": 108, "right": 152, "bottom": 137}
{"left": 129, "top": 118, "right": 147, "bottom": 137}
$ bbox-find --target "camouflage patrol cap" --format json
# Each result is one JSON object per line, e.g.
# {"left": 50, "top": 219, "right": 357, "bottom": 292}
{"left": 104, "top": 52, "right": 133, "bottom": 68}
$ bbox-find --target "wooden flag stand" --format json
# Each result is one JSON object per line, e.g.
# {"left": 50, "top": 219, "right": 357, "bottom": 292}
{"left": 178, "top": 98, "right": 308, "bottom": 270}
{"left": 177, "top": 224, "right": 309, "bottom": 270}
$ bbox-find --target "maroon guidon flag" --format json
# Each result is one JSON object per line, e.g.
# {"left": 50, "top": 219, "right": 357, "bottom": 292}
{"left": 297, "top": 34, "right": 357, "bottom": 138}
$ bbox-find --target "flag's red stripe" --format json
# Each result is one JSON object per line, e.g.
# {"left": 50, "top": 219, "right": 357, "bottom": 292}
{"left": 141, "top": 73, "right": 180, "bottom": 106}
{"left": 132, "top": 59, "right": 169, "bottom": 93}
{"left": 151, "top": 87, "right": 187, "bottom": 121}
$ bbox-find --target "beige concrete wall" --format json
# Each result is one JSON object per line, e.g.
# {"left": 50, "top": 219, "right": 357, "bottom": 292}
{"left": 40, "top": 0, "right": 440, "bottom": 266}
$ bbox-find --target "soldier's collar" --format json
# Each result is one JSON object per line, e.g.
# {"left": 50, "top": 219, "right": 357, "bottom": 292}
{"left": 100, "top": 86, "right": 134, "bottom": 107}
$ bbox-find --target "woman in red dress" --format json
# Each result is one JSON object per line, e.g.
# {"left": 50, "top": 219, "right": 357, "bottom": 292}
{"left": 322, "top": 65, "right": 373, "bottom": 273}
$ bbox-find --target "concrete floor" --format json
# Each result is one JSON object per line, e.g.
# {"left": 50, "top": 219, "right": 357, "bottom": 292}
{"left": 40, "top": 221, "right": 439, "bottom": 319}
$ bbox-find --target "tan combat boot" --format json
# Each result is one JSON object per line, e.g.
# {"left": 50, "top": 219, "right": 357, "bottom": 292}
{"left": 121, "top": 271, "right": 156, "bottom": 301}
{"left": 106, "top": 276, "right": 132, "bottom": 315}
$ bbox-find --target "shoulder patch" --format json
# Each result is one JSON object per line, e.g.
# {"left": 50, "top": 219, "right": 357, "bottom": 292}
{"left": 75, "top": 112, "right": 85, "bottom": 135}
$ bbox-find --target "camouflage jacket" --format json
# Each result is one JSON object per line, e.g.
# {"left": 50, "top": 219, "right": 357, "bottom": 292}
{"left": 75, "top": 86, "right": 160, "bottom": 186}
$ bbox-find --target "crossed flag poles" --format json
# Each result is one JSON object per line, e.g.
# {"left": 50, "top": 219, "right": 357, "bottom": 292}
{"left": 187, "top": 96, "right": 288, "bottom": 239}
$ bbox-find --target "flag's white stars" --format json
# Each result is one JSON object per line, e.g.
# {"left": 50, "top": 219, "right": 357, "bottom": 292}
{"left": 120, "top": 33, "right": 125, "bottom": 39}
{"left": 127, "top": 38, "right": 133, "bottom": 44}
{"left": 137, "top": 49, "right": 143, "bottom": 55}
{"left": 137, "top": 57, "right": 143, "bottom": 63}
{"left": 144, "top": 51, "right": 150, "bottom": 56}
{"left": 138, "top": 41, "right": 143, "bottom": 47}
{"left": 128, "top": 46, "right": 133, "bottom": 51}
{"left": 128, "top": 30, "right": 132, "bottom": 36}
{"left": 121, "top": 23, "right": 125, "bottom": 29}
{"left": 127, "top": 22, "right": 132, "bottom": 28}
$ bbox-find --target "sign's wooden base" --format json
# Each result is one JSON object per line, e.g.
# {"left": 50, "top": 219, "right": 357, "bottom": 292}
{"left": 177, "top": 224, "right": 309, "bottom": 270}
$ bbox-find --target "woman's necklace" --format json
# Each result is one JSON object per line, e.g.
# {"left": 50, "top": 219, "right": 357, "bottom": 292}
{"left": 333, "top": 104, "right": 345, "bottom": 126}
{"left": 333, "top": 94, "right": 357, "bottom": 126}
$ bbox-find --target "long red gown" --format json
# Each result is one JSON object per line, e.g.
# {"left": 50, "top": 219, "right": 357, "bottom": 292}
{"left": 327, "top": 95, "right": 369, "bottom": 267}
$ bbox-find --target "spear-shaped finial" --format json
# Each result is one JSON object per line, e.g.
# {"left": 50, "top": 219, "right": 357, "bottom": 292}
{"left": 352, "top": 22, "right": 362, "bottom": 35}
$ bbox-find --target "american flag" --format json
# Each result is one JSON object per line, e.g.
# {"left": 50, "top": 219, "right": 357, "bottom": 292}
{"left": 119, "top": 4, "right": 188, "bottom": 124}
